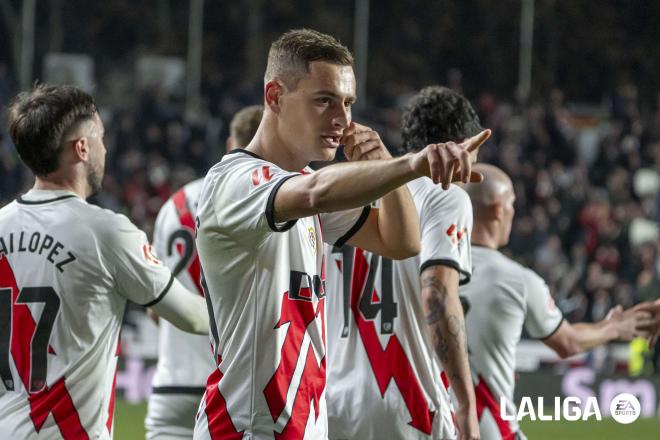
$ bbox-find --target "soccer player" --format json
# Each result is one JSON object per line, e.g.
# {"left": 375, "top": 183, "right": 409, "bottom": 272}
{"left": 193, "top": 29, "right": 490, "bottom": 440}
{"left": 326, "top": 86, "right": 483, "bottom": 440}
{"left": 461, "top": 163, "right": 655, "bottom": 440}
{"left": 146, "top": 105, "right": 263, "bottom": 439}
{"left": 0, "top": 84, "right": 209, "bottom": 439}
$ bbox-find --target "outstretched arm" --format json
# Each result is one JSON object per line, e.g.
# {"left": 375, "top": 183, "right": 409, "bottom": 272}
{"left": 150, "top": 278, "right": 209, "bottom": 335}
{"left": 543, "top": 305, "right": 654, "bottom": 359}
{"left": 421, "top": 265, "right": 479, "bottom": 440}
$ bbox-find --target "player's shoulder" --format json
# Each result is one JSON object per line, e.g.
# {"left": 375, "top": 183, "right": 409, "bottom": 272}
{"left": 81, "top": 203, "right": 142, "bottom": 241}
{"left": 410, "top": 178, "right": 472, "bottom": 215}
{"left": 495, "top": 251, "right": 546, "bottom": 292}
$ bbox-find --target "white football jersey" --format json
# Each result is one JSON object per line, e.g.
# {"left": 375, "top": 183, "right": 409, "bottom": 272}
{"left": 459, "top": 246, "right": 563, "bottom": 439}
{"left": 0, "top": 189, "right": 174, "bottom": 439}
{"left": 325, "top": 179, "right": 473, "bottom": 440}
{"left": 150, "top": 178, "right": 215, "bottom": 393}
{"left": 193, "top": 150, "right": 369, "bottom": 440}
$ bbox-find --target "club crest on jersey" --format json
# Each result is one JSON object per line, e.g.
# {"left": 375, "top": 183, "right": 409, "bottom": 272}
{"left": 446, "top": 223, "right": 467, "bottom": 246}
{"left": 142, "top": 244, "right": 162, "bottom": 266}
{"left": 307, "top": 227, "right": 317, "bottom": 255}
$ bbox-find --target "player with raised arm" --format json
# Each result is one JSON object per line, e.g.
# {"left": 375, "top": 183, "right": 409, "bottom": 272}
{"left": 0, "top": 84, "right": 209, "bottom": 440}
{"left": 145, "top": 105, "right": 263, "bottom": 440}
{"left": 326, "top": 86, "right": 483, "bottom": 440}
{"left": 460, "top": 164, "right": 655, "bottom": 440}
{"left": 193, "top": 29, "right": 490, "bottom": 440}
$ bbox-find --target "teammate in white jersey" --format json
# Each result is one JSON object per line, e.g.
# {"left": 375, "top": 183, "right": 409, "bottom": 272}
{"left": 146, "top": 105, "right": 263, "bottom": 439}
{"left": 0, "top": 84, "right": 209, "bottom": 440}
{"left": 326, "top": 86, "right": 483, "bottom": 440}
{"left": 193, "top": 30, "right": 490, "bottom": 440}
{"left": 460, "top": 164, "right": 655, "bottom": 440}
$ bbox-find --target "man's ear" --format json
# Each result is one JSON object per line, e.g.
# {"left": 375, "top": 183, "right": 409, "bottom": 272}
{"left": 492, "top": 201, "right": 504, "bottom": 220}
{"left": 265, "top": 80, "right": 283, "bottom": 113}
{"left": 71, "top": 137, "right": 89, "bottom": 162}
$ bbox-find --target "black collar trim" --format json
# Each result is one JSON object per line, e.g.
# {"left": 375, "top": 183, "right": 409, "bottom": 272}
{"left": 16, "top": 194, "right": 78, "bottom": 205}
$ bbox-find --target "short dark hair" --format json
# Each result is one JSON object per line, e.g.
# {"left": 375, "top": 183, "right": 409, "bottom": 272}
{"left": 8, "top": 84, "right": 98, "bottom": 176}
{"left": 401, "top": 86, "right": 482, "bottom": 152}
{"left": 230, "top": 105, "right": 263, "bottom": 147}
{"left": 265, "top": 28, "right": 353, "bottom": 89}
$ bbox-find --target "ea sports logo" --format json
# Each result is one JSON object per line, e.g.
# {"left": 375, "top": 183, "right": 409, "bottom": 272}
{"left": 610, "top": 393, "right": 641, "bottom": 424}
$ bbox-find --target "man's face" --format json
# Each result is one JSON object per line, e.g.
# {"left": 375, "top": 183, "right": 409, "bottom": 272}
{"left": 85, "top": 114, "right": 107, "bottom": 195}
{"left": 277, "top": 61, "right": 356, "bottom": 164}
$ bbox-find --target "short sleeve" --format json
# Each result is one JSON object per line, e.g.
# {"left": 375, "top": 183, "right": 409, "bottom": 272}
{"left": 319, "top": 206, "right": 371, "bottom": 247}
{"left": 523, "top": 269, "right": 564, "bottom": 339}
{"left": 99, "top": 213, "right": 174, "bottom": 306}
{"left": 418, "top": 185, "right": 473, "bottom": 285}
{"left": 208, "top": 155, "right": 301, "bottom": 244}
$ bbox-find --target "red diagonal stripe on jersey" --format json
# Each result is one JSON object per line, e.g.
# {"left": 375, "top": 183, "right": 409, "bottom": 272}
{"left": 351, "top": 249, "right": 435, "bottom": 435}
{"left": 29, "top": 376, "right": 89, "bottom": 439}
{"left": 1, "top": 254, "right": 33, "bottom": 391}
{"left": 172, "top": 189, "right": 203, "bottom": 295}
{"left": 274, "top": 339, "right": 326, "bottom": 440}
{"left": 106, "top": 335, "right": 120, "bottom": 434}
{"left": 264, "top": 291, "right": 323, "bottom": 422}
{"left": 446, "top": 224, "right": 456, "bottom": 236}
{"left": 474, "top": 375, "right": 514, "bottom": 440}
{"left": 204, "top": 357, "right": 244, "bottom": 440}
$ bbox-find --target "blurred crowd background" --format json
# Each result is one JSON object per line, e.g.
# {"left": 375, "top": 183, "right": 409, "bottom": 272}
{"left": 0, "top": 1, "right": 658, "bottom": 358}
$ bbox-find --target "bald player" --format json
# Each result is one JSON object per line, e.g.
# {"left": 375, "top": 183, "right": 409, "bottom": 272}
{"left": 460, "top": 164, "right": 655, "bottom": 440}
{"left": 146, "top": 105, "right": 263, "bottom": 439}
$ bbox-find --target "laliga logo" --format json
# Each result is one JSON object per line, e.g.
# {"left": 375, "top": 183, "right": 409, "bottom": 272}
{"left": 502, "top": 393, "right": 641, "bottom": 424}
{"left": 501, "top": 396, "right": 602, "bottom": 422}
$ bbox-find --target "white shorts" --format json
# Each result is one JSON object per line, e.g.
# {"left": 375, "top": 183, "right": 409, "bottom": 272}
{"left": 146, "top": 390, "right": 205, "bottom": 439}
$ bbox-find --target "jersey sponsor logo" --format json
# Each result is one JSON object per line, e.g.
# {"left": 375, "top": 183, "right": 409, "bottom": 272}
{"left": 251, "top": 166, "right": 273, "bottom": 186}
{"left": 264, "top": 270, "right": 327, "bottom": 440}
{"left": 0, "top": 255, "right": 88, "bottom": 439}
{"left": 336, "top": 247, "right": 435, "bottom": 435}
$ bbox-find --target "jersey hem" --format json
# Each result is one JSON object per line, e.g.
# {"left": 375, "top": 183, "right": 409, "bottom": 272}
{"left": 142, "top": 273, "right": 174, "bottom": 307}
{"left": 151, "top": 385, "right": 206, "bottom": 394}
{"left": 334, "top": 206, "right": 371, "bottom": 247}
{"left": 419, "top": 258, "right": 471, "bottom": 285}
{"left": 265, "top": 175, "right": 299, "bottom": 232}
{"left": 538, "top": 317, "right": 564, "bottom": 340}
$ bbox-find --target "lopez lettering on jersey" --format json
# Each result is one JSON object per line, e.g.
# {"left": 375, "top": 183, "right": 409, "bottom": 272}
{"left": 0, "top": 189, "right": 174, "bottom": 439}
{"left": 325, "top": 180, "right": 472, "bottom": 439}
{"left": 146, "top": 178, "right": 216, "bottom": 436}
{"left": 193, "top": 150, "right": 369, "bottom": 440}
{"left": 459, "top": 246, "right": 563, "bottom": 440}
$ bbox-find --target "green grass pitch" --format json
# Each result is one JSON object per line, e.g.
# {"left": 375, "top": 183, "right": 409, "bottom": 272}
{"left": 114, "top": 399, "right": 660, "bottom": 439}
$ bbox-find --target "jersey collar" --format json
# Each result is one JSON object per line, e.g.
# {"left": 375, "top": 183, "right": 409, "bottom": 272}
{"left": 17, "top": 189, "right": 80, "bottom": 205}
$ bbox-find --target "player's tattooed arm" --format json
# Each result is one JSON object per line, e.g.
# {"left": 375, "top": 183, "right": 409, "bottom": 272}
{"left": 421, "top": 265, "right": 479, "bottom": 440}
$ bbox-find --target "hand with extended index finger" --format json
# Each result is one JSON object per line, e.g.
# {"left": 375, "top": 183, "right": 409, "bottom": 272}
{"left": 341, "top": 122, "right": 392, "bottom": 161}
{"left": 410, "top": 129, "right": 491, "bottom": 189}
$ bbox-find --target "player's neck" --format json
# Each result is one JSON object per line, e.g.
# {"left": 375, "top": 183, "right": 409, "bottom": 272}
{"left": 471, "top": 223, "right": 499, "bottom": 250}
{"left": 246, "top": 120, "right": 309, "bottom": 172}
{"left": 33, "top": 173, "right": 88, "bottom": 199}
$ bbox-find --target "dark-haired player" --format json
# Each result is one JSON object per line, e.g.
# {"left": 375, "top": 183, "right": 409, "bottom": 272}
{"left": 326, "top": 86, "right": 483, "bottom": 440}
{"left": 0, "top": 84, "right": 208, "bottom": 439}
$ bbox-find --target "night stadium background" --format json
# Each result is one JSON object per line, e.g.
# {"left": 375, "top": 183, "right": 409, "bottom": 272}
{"left": 1, "top": 1, "right": 659, "bottom": 438}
